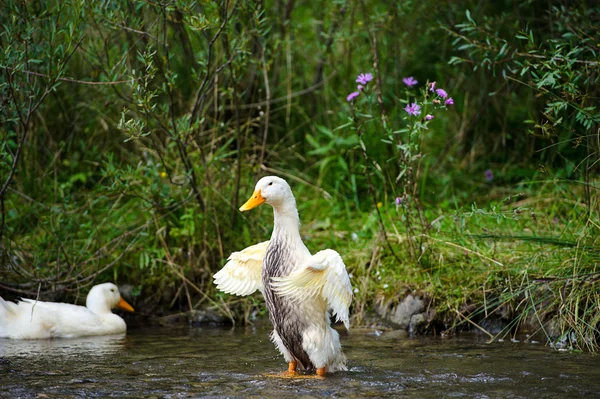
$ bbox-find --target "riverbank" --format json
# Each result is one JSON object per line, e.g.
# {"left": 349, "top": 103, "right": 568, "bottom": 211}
{"left": 106, "top": 178, "right": 598, "bottom": 352}
{"left": 2, "top": 177, "right": 597, "bottom": 352}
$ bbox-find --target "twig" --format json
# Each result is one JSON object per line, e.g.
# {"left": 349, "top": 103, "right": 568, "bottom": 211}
{"left": 159, "top": 3, "right": 206, "bottom": 212}
{"left": 258, "top": 45, "right": 271, "bottom": 171}
{"left": 425, "top": 235, "right": 504, "bottom": 266}
{"left": 312, "top": 4, "right": 346, "bottom": 86}
{"left": 157, "top": 259, "right": 235, "bottom": 324}
{"left": 259, "top": 165, "right": 332, "bottom": 199}
{"left": 223, "top": 32, "right": 243, "bottom": 227}
{"left": 452, "top": 307, "right": 494, "bottom": 339}
{"left": 0, "top": 66, "right": 136, "bottom": 85}
{"left": 29, "top": 283, "right": 42, "bottom": 322}
{"left": 352, "top": 112, "right": 403, "bottom": 265}
{"left": 0, "top": 36, "right": 85, "bottom": 246}
{"left": 225, "top": 72, "right": 336, "bottom": 110}
{"left": 371, "top": 34, "right": 387, "bottom": 127}
{"left": 189, "top": 0, "right": 232, "bottom": 122}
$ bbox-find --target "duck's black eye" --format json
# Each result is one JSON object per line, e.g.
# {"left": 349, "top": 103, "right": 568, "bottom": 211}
{"left": 268, "top": 182, "right": 273, "bottom": 186}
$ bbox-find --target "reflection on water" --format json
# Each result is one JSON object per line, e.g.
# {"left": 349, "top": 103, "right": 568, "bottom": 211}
{"left": 0, "top": 333, "right": 126, "bottom": 358}
{"left": 1, "top": 326, "right": 599, "bottom": 398}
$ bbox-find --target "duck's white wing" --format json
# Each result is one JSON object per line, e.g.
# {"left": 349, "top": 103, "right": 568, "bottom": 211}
{"left": 213, "top": 241, "right": 269, "bottom": 296}
{"left": 271, "top": 249, "right": 352, "bottom": 329}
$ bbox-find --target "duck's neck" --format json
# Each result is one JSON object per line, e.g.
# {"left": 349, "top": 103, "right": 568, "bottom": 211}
{"left": 86, "top": 298, "right": 112, "bottom": 315}
{"left": 272, "top": 200, "right": 301, "bottom": 243}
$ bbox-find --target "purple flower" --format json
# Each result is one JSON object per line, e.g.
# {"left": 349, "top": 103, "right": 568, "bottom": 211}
{"left": 346, "top": 91, "right": 360, "bottom": 102}
{"left": 356, "top": 73, "right": 373, "bottom": 85}
{"left": 429, "top": 81, "right": 436, "bottom": 92}
{"left": 404, "top": 102, "right": 421, "bottom": 116}
{"left": 357, "top": 85, "right": 364, "bottom": 91}
{"left": 445, "top": 98, "right": 454, "bottom": 105}
{"left": 395, "top": 197, "right": 402, "bottom": 206}
{"left": 402, "top": 76, "right": 418, "bottom": 87}
{"left": 425, "top": 114, "right": 434, "bottom": 120}
{"left": 436, "top": 89, "right": 448, "bottom": 98}
{"left": 484, "top": 169, "right": 494, "bottom": 182}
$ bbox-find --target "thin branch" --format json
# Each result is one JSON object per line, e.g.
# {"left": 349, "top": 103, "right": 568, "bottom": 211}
{"left": 350, "top": 109, "right": 402, "bottom": 265}
{"left": 189, "top": 0, "right": 231, "bottom": 123}
{"left": 222, "top": 32, "right": 243, "bottom": 227}
{"left": 225, "top": 71, "right": 336, "bottom": 110}
{"left": 258, "top": 45, "right": 271, "bottom": 170}
{"left": 0, "top": 36, "right": 84, "bottom": 200}
{"left": 0, "top": 66, "right": 136, "bottom": 85}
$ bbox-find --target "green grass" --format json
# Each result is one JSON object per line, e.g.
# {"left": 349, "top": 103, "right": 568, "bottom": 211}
{"left": 293, "top": 177, "right": 599, "bottom": 351}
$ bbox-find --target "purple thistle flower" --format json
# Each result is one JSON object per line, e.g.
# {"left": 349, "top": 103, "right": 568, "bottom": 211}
{"left": 436, "top": 88, "right": 448, "bottom": 98}
{"left": 425, "top": 114, "right": 434, "bottom": 120}
{"left": 484, "top": 169, "right": 494, "bottom": 182}
{"left": 356, "top": 73, "right": 373, "bottom": 85}
{"left": 402, "top": 76, "right": 418, "bottom": 87}
{"left": 445, "top": 98, "right": 454, "bottom": 105}
{"left": 404, "top": 102, "right": 421, "bottom": 116}
{"left": 357, "top": 85, "right": 364, "bottom": 91}
{"left": 429, "top": 81, "right": 436, "bottom": 92}
{"left": 346, "top": 91, "right": 360, "bottom": 102}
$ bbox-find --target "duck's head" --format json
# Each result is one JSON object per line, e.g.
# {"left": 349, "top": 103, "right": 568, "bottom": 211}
{"left": 86, "top": 283, "right": 134, "bottom": 315}
{"left": 240, "top": 176, "right": 295, "bottom": 212}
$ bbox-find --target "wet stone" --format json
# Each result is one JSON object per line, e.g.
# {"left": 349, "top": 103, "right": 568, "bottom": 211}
{"left": 409, "top": 313, "right": 428, "bottom": 335}
{"left": 375, "top": 294, "right": 426, "bottom": 330}
{"left": 157, "top": 309, "right": 228, "bottom": 327}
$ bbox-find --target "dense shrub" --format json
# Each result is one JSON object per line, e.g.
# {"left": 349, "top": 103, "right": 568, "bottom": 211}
{"left": 1, "top": 0, "right": 598, "bottom": 349}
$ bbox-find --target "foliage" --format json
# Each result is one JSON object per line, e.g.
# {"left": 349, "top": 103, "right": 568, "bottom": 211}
{"left": 0, "top": 0, "right": 598, "bottom": 350}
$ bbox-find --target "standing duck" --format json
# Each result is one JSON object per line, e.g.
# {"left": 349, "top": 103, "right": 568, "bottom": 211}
{"left": 0, "top": 283, "right": 134, "bottom": 339}
{"left": 214, "top": 176, "right": 352, "bottom": 376}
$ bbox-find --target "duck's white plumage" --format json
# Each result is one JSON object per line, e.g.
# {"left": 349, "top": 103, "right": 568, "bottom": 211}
{"left": 0, "top": 283, "right": 134, "bottom": 339}
{"left": 271, "top": 249, "right": 352, "bottom": 330}
{"left": 214, "top": 176, "right": 353, "bottom": 375}
{"left": 213, "top": 241, "right": 268, "bottom": 296}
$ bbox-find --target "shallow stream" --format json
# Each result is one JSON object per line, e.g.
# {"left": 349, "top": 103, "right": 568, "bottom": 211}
{"left": 1, "top": 326, "right": 598, "bottom": 398}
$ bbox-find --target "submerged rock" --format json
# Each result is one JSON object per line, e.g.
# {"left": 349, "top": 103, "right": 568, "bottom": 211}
{"left": 409, "top": 312, "right": 428, "bottom": 334}
{"left": 158, "top": 310, "right": 228, "bottom": 327}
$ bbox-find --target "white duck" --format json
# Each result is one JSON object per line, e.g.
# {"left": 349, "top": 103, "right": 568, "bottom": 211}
{"left": 214, "top": 176, "right": 352, "bottom": 376}
{"left": 0, "top": 283, "right": 134, "bottom": 339}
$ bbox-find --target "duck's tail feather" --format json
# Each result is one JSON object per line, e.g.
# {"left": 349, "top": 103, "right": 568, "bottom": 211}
{"left": 328, "top": 351, "right": 348, "bottom": 372}
{"left": 0, "top": 297, "right": 19, "bottom": 337}
{"left": 0, "top": 296, "right": 18, "bottom": 318}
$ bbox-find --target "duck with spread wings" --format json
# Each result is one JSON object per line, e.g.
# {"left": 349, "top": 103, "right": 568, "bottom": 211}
{"left": 214, "top": 176, "right": 353, "bottom": 376}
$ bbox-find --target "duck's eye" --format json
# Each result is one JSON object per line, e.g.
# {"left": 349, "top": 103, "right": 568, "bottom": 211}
{"left": 268, "top": 182, "right": 273, "bottom": 186}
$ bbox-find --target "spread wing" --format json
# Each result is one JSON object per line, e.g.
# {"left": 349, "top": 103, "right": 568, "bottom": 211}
{"left": 213, "top": 241, "right": 269, "bottom": 296}
{"left": 271, "top": 249, "right": 353, "bottom": 329}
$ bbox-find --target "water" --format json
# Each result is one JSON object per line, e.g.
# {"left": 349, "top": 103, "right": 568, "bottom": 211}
{"left": 1, "top": 326, "right": 598, "bottom": 398}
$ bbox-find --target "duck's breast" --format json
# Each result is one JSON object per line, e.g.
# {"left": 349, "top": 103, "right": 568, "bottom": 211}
{"left": 262, "top": 237, "right": 321, "bottom": 368}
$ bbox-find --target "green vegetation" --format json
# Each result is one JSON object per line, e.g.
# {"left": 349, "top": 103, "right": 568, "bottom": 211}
{"left": 1, "top": 1, "right": 598, "bottom": 350}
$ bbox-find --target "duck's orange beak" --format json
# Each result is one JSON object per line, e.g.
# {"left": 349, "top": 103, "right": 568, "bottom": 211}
{"left": 116, "top": 297, "right": 134, "bottom": 312}
{"left": 239, "top": 190, "right": 265, "bottom": 211}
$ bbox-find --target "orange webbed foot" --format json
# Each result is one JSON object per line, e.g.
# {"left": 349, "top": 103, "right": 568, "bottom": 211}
{"left": 262, "top": 363, "right": 326, "bottom": 379}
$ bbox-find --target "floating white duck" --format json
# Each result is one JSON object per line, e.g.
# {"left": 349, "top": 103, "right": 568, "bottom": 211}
{"left": 0, "top": 283, "right": 134, "bottom": 339}
{"left": 214, "top": 176, "right": 353, "bottom": 376}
